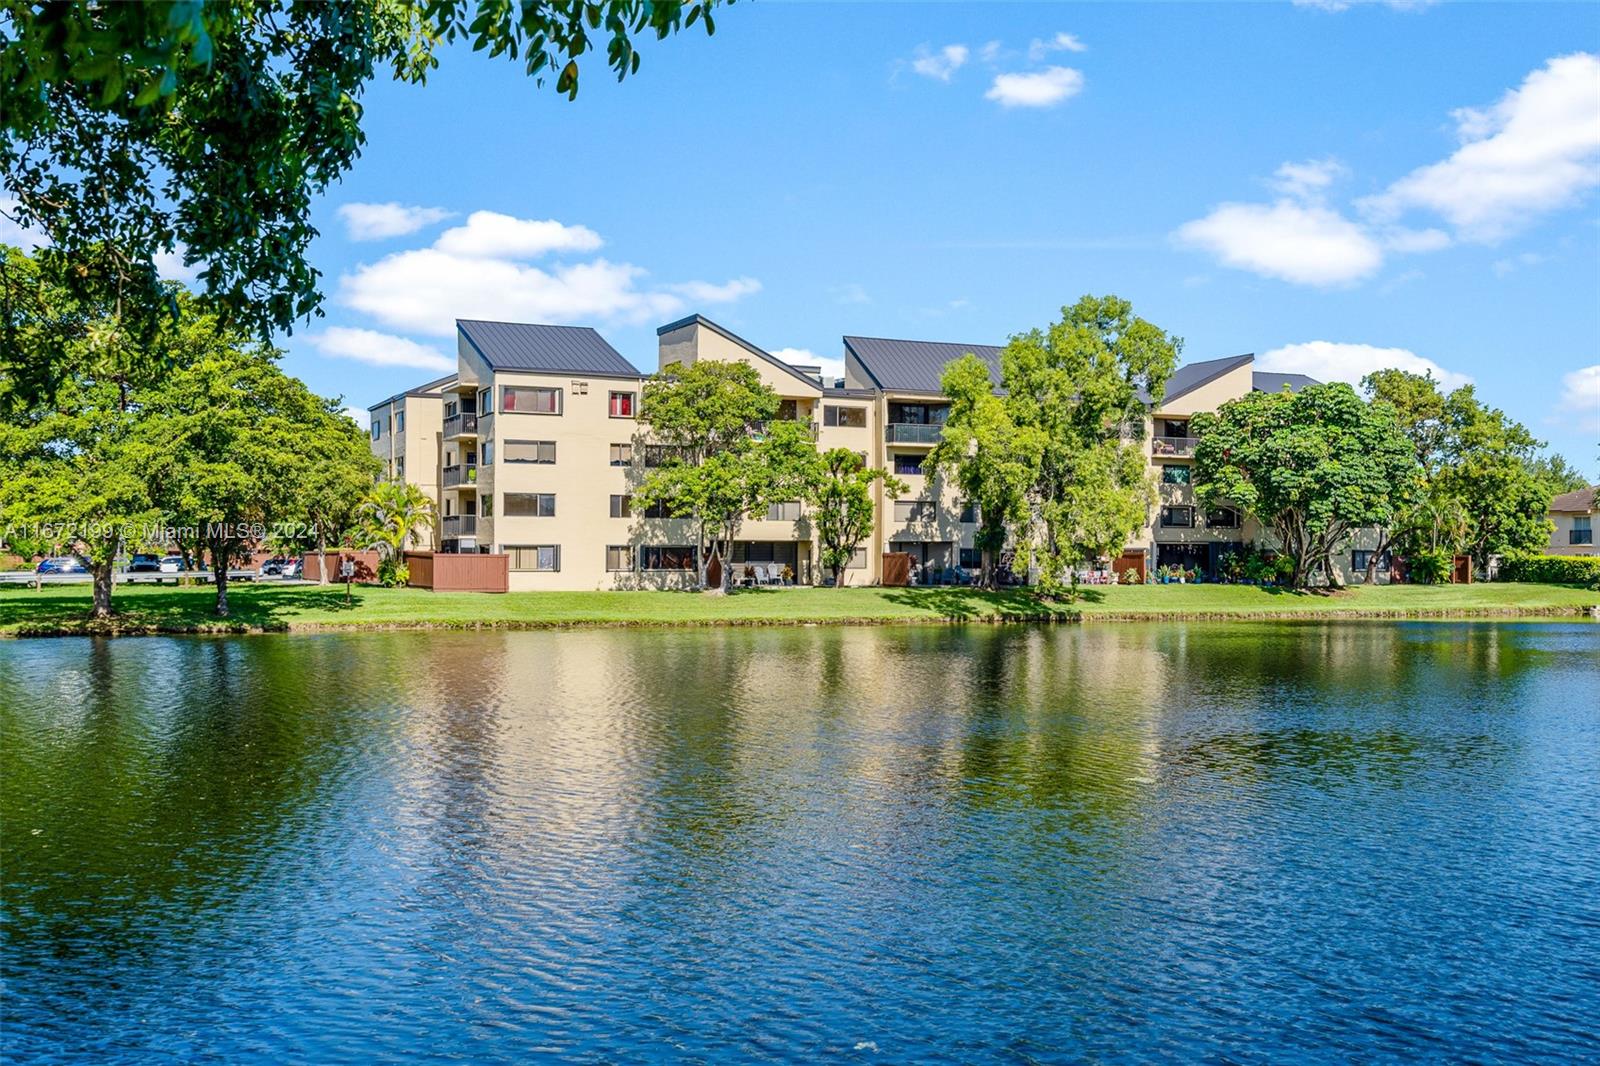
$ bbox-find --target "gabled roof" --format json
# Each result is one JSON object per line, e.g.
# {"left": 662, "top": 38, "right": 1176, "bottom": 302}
{"left": 842, "top": 335, "right": 1004, "bottom": 394}
{"left": 457, "top": 319, "right": 640, "bottom": 377}
{"left": 1253, "top": 371, "right": 1319, "bottom": 394}
{"left": 367, "top": 373, "right": 457, "bottom": 412}
{"left": 1159, "top": 354, "right": 1255, "bottom": 406}
{"left": 1550, "top": 485, "right": 1598, "bottom": 512}
{"left": 656, "top": 314, "right": 823, "bottom": 391}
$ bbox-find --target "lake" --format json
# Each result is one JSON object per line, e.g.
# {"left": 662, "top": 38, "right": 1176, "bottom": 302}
{"left": 3, "top": 622, "right": 1597, "bottom": 1062}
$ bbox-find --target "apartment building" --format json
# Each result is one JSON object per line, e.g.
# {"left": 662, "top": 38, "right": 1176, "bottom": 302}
{"left": 1546, "top": 486, "right": 1597, "bottom": 556}
{"left": 373, "top": 312, "right": 1380, "bottom": 590}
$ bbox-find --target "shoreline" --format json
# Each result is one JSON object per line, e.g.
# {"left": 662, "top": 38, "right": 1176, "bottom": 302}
{"left": 3, "top": 601, "right": 1595, "bottom": 639}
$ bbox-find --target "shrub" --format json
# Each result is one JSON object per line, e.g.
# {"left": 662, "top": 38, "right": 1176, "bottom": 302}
{"left": 1405, "top": 549, "right": 1452, "bottom": 585}
{"left": 1499, "top": 552, "right": 1600, "bottom": 588}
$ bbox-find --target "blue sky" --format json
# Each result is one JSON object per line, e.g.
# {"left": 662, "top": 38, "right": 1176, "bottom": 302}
{"left": 277, "top": 1, "right": 1597, "bottom": 474}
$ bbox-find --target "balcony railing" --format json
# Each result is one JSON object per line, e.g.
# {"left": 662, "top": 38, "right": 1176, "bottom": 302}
{"left": 441, "top": 515, "right": 478, "bottom": 538}
{"left": 885, "top": 422, "right": 943, "bottom": 445}
{"left": 1153, "top": 436, "right": 1198, "bottom": 457}
{"left": 443, "top": 412, "right": 478, "bottom": 439}
{"left": 1571, "top": 529, "right": 1594, "bottom": 545}
{"left": 442, "top": 464, "right": 477, "bottom": 489}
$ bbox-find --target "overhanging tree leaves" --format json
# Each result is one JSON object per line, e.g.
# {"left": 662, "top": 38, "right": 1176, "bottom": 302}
{"left": 1, "top": 0, "right": 726, "bottom": 398}
{"left": 1192, "top": 382, "right": 1418, "bottom": 588}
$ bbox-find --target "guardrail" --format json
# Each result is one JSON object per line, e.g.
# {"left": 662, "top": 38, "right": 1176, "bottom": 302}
{"left": 0, "top": 569, "right": 262, "bottom": 587}
{"left": 1153, "top": 436, "right": 1198, "bottom": 457}
{"left": 442, "top": 515, "right": 478, "bottom": 537}
{"left": 443, "top": 412, "right": 479, "bottom": 439}
{"left": 443, "top": 463, "right": 477, "bottom": 488}
{"left": 885, "top": 423, "right": 942, "bottom": 445}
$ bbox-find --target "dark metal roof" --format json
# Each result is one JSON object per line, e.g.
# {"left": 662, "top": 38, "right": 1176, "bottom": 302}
{"left": 1253, "top": 371, "right": 1319, "bottom": 394}
{"left": 457, "top": 319, "right": 640, "bottom": 377}
{"left": 842, "top": 335, "right": 1004, "bottom": 394}
{"left": 657, "top": 314, "right": 824, "bottom": 391}
{"left": 1159, "top": 354, "right": 1254, "bottom": 405}
{"left": 1550, "top": 485, "right": 1597, "bottom": 512}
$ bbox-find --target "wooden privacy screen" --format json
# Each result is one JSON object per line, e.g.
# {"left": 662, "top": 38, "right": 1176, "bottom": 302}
{"left": 881, "top": 552, "right": 912, "bottom": 587}
{"left": 405, "top": 552, "right": 510, "bottom": 593}
{"left": 303, "top": 550, "right": 380, "bottom": 584}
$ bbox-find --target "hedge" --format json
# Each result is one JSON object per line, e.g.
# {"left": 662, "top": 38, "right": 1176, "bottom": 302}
{"left": 1499, "top": 553, "right": 1600, "bottom": 588}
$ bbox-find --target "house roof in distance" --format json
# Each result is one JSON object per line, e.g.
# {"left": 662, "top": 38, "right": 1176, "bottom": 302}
{"left": 1550, "top": 485, "right": 1598, "bottom": 512}
{"left": 457, "top": 319, "right": 641, "bottom": 377}
{"left": 1252, "top": 371, "right": 1319, "bottom": 394}
{"left": 842, "top": 335, "right": 1004, "bottom": 394}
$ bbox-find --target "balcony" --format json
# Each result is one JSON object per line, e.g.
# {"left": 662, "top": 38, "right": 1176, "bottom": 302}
{"left": 441, "top": 515, "right": 478, "bottom": 538}
{"left": 442, "top": 463, "right": 477, "bottom": 489}
{"left": 443, "top": 412, "right": 478, "bottom": 440}
{"left": 885, "top": 423, "right": 943, "bottom": 445}
{"left": 1153, "top": 436, "right": 1198, "bottom": 458}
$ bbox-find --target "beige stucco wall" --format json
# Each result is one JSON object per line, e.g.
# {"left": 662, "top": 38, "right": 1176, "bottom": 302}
{"left": 1548, "top": 510, "right": 1597, "bottom": 556}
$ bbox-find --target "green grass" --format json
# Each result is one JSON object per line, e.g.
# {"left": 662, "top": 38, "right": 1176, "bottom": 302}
{"left": 1, "top": 580, "right": 1596, "bottom": 637}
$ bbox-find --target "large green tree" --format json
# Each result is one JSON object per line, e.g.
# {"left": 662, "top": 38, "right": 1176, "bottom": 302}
{"left": 927, "top": 354, "right": 1043, "bottom": 589}
{"left": 633, "top": 359, "right": 815, "bottom": 592}
{"left": 358, "top": 479, "right": 435, "bottom": 586}
{"left": 137, "top": 335, "right": 353, "bottom": 617}
{"left": 1192, "top": 382, "right": 1418, "bottom": 588}
{"left": 1, "top": 0, "right": 725, "bottom": 399}
{"left": 801, "top": 448, "right": 906, "bottom": 588}
{"left": 1001, "top": 295, "right": 1180, "bottom": 595}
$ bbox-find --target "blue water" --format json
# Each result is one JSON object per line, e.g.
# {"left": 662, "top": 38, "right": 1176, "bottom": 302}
{"left": 3, "top": 622, "right": 1598, "bottom": 1062}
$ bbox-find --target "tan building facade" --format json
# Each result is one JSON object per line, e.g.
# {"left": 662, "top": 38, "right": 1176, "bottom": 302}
{"left": 1546, "top": 486, "right": 1597, "bottom": 556}
{"left": 373, "top": 313, "right": 1383, "bottom": 590}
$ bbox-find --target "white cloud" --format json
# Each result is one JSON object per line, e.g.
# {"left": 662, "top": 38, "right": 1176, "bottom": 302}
{"left": 668, "top": 277, "right": 762, "bottom": 303}
{"left": 433, "top": 211, "right": 603, "bottom": 258}
{"left": 1556, "top": 364, "right": 1600, "bottom": 432}
{"left": 153, "top": 244, "right": 201, "bottom": 284}
{"left": 978, "top": 41, "right": 1004, "bottom": 64}
{"left": 772, "top": 346, "right": 847, "bottom": 387}
{"left": 986, "top": 67, "right": 1085, "bottom": 109}
{"left": 1380, "top": 227, "right": 1451, "bottom": 253}
{"left": 336, "top": 211, "right": 758, "bottom": 336}
{"left": 341, "top": 406, "right": 367, "bottom": 426}
{"left": 1270, "top": 158, "right": 1347, "bottom": 199}
{"left": 1492, "top": 251, "right": 1546, "bottom": 276}
{"left": 337, "top": 202, "right": 456, "bottom": 241}
{"left": 1260, "top": 341, "right": 1473, "bottom": 391}
{"left": 911, "top": 44, "right": 969, "bottom": 82}
{"left": 1028, "top": 32, "right": 1087, "bottom": 62}
{"left": 1174, "top": 200, "right": 1383, "bottom": 286}
{"left": 831, "top": 283, "right": 871, "bottom": 305}
{"left": 1362, "top": 52, "right": 1600, "bottom": 242}
{"left": 307, "top": 326, "right": 456, "bottom": 371}
{"left": 0, "top": 198, "right": 48, "bottom": 252}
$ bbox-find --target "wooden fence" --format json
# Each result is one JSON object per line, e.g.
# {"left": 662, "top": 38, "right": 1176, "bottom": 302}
{"left": 881, "top": 552, "right": 912, "bottom": 588}
{"left": 404, "top": 551, "right": 509, "bottom": 593}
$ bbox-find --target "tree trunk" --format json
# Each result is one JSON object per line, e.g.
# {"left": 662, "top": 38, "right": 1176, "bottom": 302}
{"left": 316, "top": 532, "right": 329, "bottom": 585}
{"left": 832, "top": 563, "right": 845, "bottom": 588}
{"left": 212, "top": 539, "right": 230, "bottom": 617}
{"left": 90, "top": 561, "right": 114, "bottom": 619}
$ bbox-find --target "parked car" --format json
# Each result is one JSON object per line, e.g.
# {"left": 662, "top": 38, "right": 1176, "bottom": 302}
{"left": 36, "top": 556, "right": 87, "bottom": 574}
{"left": 259, "top": 557, "right": 287, "bottom": 577}
{"left": 279, "top": 557, "right": 304, "bottom": 580}
{"left": 127, "top": 553, "right": 163, "bottom": 573}
{"left": 159, "top": 555, "right": 186, "bottom": 573}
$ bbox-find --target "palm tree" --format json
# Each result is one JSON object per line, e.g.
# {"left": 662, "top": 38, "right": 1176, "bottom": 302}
{"left": 358, "top": 480, "right": 435, "bottom": 585}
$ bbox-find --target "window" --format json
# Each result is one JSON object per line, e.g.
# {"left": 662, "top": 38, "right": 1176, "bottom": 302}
{"left": 1161, "top": 465, "right": 1191, "bottom": 485}
{"left": 1206, "top": 506, "right": 1241, "bottom": 529}
{"left": 893, "top": 453, "right": 925, "bottom": 476}
{"left": 480, "top": 495, "right": 492, "bottom": 518}
{"left": 765, "top": 501, "right": 801, "bottom": 522}
{"left": 610, "top": 495, "right": 632, "bottom": 519}
{"left": 504, "top": 493, "right": 556, "bottom": 517}
{"left": 777, "top": 399, "right": 799, "bottom": 422}
{"left": 1161, "top": 505, "right": 1194, "bottom": 528}
{"left": 506, "top": 545, "right": 560, "bottom": 572}
{"left": 609, "top": 443, "right": 633, "bottom": 467}
{"left": 643, "top": 500, "right": 674, "bottom": 519}
{"left": 823, "top": 405, "right": 866, "bottom": 428}
{"left": 606, "top": 545, "right": 634, "bottom": 572}
{"left": 370, "top": 419, "right": 381, "bottom": 440}
{"left": 445, "top": 400, "right": 458, "bottom": 418}
{"left": 396, "top": 457, "right": 405, "bottom": 478}
{"left": 960, "top": 547, "right": 982, "bottom": 568}
{"left": 1573, "top": 516, "right": 1593, "bottom": 545}
{"left": 894, "top": 499, "right": 934, "bottom": 522}
{"left": 482, "top": 441, "right": 494, "bottom": 466}
{"left": 959, "top": 501, "right": 978, "bottom": 524}
{"left": 645, "top": 444, "right": 686, "bottom": 467}
{"left": 846, "top": 547, "right": 867, "bottom": 569}
{"left": 395, "top": 411, "right": 405, "bottom": 433}
{"left": 477, "top": 387, "right": 491, "bottom": 416}
{"left": 1351, "top": 550, "right": 1392, "bottom": 573}
{"left": 504, "top": 440, "right": 556, "bottom": 464}
{"left": 642, "top": 545, "right": 695, "bottom": 571}
{"left": 502, "top": 385, "right": 561, "bottom": 414}
{"left": 1160, "top": 419, "right": 1189, "bottom": 438}
{"left": 609, "top": 391, "right": 636, "bottom": 418}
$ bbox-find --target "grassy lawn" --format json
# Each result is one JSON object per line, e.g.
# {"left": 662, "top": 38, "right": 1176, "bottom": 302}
{"left": 1, "top": 580, "right": 1596, "bottom": 636}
